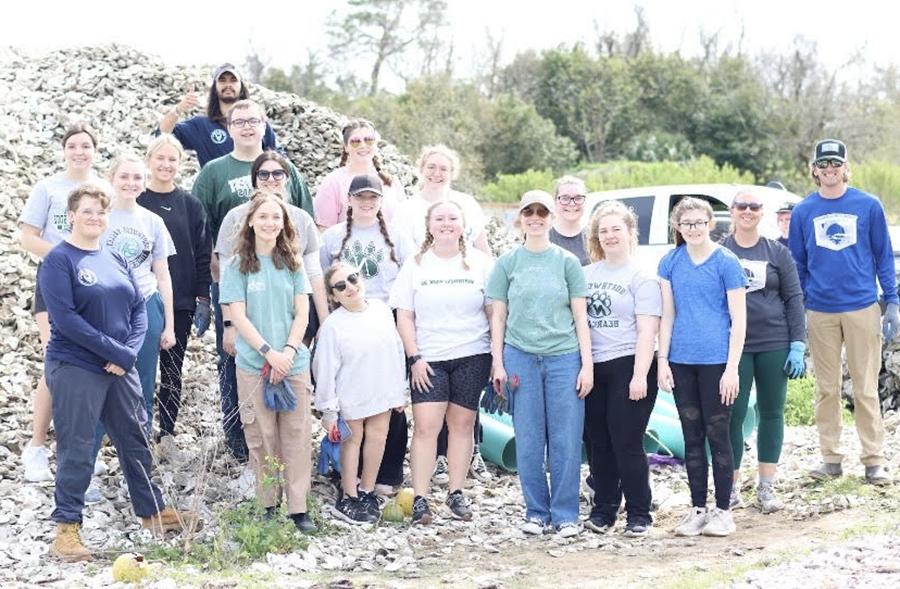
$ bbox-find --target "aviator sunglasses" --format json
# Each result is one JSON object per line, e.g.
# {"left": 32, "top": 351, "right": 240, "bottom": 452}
{"left": 330, "top": 272, "right": 361, "bottom": 292}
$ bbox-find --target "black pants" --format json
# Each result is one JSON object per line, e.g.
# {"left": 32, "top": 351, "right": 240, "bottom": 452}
{"left": 358, "top": 409, "right": 408, "bottom": 486}
{"left": 586, "top": 355, "right": 657, "bottom": 524}
{"left": 436, "top": 411, "right": 483, "bottom": 457}
{"left": 157, "top": 309, "right": 193, "bottom": 438}
{"left": 670, "top": 363, "right": 733, "bottom": 511}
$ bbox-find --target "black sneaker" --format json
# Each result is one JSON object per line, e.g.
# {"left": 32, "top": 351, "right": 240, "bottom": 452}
{"left": 445, "top": 490, "right": 472, "bottom": 521}
{"left": 623, "top": 519, "right": 651, "bottom": 537}
{"left": 332, "top": 496, "right": 377, "bottom": 525}
{"left": 358, "top": 490, "right": 381, "bottom": 519}
{"left": 290, "top": 512, "right": 317, "bottom": 533}
{"left": 584, "top": 515, "right": 615, "bottom": 534}
{"left": 411, "top": 495, "right": 433, "bottom": 525}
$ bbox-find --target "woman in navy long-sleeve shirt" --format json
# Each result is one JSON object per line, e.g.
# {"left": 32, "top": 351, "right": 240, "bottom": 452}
{"left": 39, "top": 184, "right": 197, "bottom": 562}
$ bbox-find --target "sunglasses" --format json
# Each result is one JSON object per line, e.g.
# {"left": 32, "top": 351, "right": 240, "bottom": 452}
{"left": 348, "top": 136, "right": 377, "bottom": 148}
{"left": 732, "top": 201, "right": 763, "bottom": 211}
{"left": 256, "top": 169, "right": 286, "bottom": 181}
{"left": 330, "top": 272, "right": 360, "bottom": 292}
{"left": 814, "top": 158, "right": 844, "bottom": 169}
{"left": 557, "top": 195, "right": 586, "bottom": 205}
{"left": 521, "top": 206, "right": 550, "bottom": 218}
{"left": 677, "top": 220, "right": 709, "bottom": 231}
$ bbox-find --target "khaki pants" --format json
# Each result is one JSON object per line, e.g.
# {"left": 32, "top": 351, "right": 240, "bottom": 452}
{"left": 807, "top": 303, "right": 885, "bottom": 466}
{"left": 236, "top": 367, "right": 311, "bottom": 514}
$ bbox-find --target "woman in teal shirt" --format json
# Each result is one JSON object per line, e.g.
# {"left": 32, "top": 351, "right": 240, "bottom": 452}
{"left": 487, "top": 190, "right": 593, "bottom": 538}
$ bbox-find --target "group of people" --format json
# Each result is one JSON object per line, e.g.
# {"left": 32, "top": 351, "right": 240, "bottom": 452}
{"left": 18, "top": 62, "right": 896, "bottom": 561}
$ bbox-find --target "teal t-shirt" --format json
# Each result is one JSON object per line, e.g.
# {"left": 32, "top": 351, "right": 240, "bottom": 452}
{"left": 486, "top": 244, "right": 587, "bottom": 355}
{"left": 219, "top": 255, "right": 312, "bottom": 374}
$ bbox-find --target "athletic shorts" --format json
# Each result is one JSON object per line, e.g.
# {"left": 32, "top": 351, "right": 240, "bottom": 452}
{"left": 411, "top": 353, "right": 491, "bottom": 411}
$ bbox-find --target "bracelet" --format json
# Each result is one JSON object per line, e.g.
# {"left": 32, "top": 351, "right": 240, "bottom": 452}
{"left": 285, "top": 343, "right": 298, "bottom": 353}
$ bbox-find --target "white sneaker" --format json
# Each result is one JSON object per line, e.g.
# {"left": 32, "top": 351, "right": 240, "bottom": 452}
{"left": 702, "top": 507, "right": 736, "bottom": 537}
{"left": 469, "top": 450, "right": 493, "bottom": 482}
{"left": 432, "top": 456, "right": 449, "bottom": 485}
{"left": 520, "top": 517, "right": 546, "bottom": 535}
{"left": 93, "top": 458, "right": 108, "bottom": 477}
{"left": 556, "top": 523, "right": 580, "bottom": 538}
{"left": 84, "top": 479, "right": 103, "bottom": 504}
{"left": 22, "top": 445, "right": 53, "bottom": 482}
{"left": 674, "top": 507, "right": 708, "bottom": 537}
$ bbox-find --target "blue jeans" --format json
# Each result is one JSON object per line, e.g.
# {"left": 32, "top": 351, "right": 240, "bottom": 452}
{"left": 47, "top": 360, "right": 165, "bottom": 523}
{"left": 505, "top": 344, "right": 584, "bottom": 527}
{"left": 93, "top": 292, "right": 162, "bottom": 457}
{"left": 212, "top": 282, "right": 248, "bottom": 462}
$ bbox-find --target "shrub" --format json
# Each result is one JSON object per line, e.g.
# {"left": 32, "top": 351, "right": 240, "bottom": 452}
{"left": 784, "top": 376, "right": 817, "bottom": 426}
{"left": 480, "top": 169, "right": 556, "bottom": 203}
{"left": 851, "top": 161, "right": 900, "bottom": 222}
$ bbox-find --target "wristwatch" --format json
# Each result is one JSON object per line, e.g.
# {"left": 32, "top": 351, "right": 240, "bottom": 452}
{"left": 407, "top": 354, "right": 422, "bottom": 367}
{"left": 223, "top": 320, "right": 233, "bottom": 328}
{"left": 258, "top": 343, "right": 271, "bottom": 355}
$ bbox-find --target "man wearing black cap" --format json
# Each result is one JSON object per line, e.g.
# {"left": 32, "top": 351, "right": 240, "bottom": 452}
{"left": 775, "top": 203, "right": 793, "bottom": 248}
{"left": 788, "top": 139, "right": 897, "bottom": 485}
{"left": 158, "top": 63, "right": 279, "bottom": 167}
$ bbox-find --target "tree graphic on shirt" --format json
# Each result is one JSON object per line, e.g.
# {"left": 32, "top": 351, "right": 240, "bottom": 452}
{"left": 341, "top": 239, "right": 384, "bottom": 278}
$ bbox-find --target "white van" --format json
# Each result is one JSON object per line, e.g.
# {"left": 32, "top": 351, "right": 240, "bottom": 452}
{"left": 583, "top": 184, "right": 802, "bottom": 270}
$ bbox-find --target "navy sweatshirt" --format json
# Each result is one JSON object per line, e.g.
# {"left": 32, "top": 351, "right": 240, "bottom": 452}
{"left": 159, "top": 117, "right": 279, "bottom": 168}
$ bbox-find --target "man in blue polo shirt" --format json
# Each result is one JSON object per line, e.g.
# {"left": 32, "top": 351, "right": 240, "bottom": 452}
{"left": 789, "top": 139, "right": 897, "bottom": 485}
{"left": 158, "top": 63, "right": 279, "bottom": 167}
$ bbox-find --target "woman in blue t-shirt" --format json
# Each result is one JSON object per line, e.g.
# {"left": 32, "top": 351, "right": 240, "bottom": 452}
{"left": 219, "top": 191, "right": 316, "bottom": 533}
{"left": 658, "top": 197, "right": 747, "bottom": 538}
{"left": 486, "top": 190, "right": 592, "bottom": 539}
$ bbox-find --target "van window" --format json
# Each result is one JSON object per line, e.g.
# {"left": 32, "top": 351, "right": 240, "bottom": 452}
{"left": 668, "top": 194, "right": 731, "bottom": 244}
{"left": 618, "top": 196, "right": 654, "bottom": 246}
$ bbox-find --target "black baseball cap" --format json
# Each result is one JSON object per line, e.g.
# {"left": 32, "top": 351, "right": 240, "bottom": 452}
{"left": 813, "top": 139, "right": 848, "bottom": 163}
{"left": 212, "top": 63, "right": 241, "bottom": 82}
{"left": 348, "top": 174, "right": 383, "bottom": 197}
{"left": 776, "top": 202, "right": 795, "bottom": 214}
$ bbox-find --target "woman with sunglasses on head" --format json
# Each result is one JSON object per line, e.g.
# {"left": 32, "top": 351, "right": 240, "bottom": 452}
{"left": 216, "top": 152, "right": 329, "bottom": 341}
{"left": 18, "top": 123, "right": 109, "bottom": 483}
{"left": 550, "top": 175, "right": 590, "bottom": 266}
{"left": 389, "top": 200, "right": 494, "bottom": 524}
{"left": 722, "top": 192, "right": 804, "bottom": 514}
{"left": 582, "top": 201, "right": 661, "bottom": 537}
{"left": 137, "top": 135, "right": 212, "bottom": 457}
{"left": 657, "top": 197, "right": 747, "bottom": 538}
{"left": 219, "top": 191, "right": 316, "bottom": 533}
{"left": 313, "top": 263, "right": 407, "bottom": 524}
{"left": 320, "top": 174, "right": 414, "bottom": 495}
{"left": 313, "top": 119, "right": 405, "bottom": 230}
{"left": 487, "top": 190, "right": 592, "bottom": 538}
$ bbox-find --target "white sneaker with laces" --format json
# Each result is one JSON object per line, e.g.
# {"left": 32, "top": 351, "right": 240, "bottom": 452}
{"left": 432, "top": 455, "right": 449, "bottom": 485}
{"left": 556, "top": 523, "right": 580, "bottom": 538}
{"left": 469, "top": 450, "right": 493, "bottom": 482}
{"left": 520, "top": 518, "right": 545, "bottom": 535}
{"left": 702, "top": 507, "right": 736, "bottom": 537}
{"left": 674, "top": 507, "right": 708, "bottom": 537}
{"left": 22, "top": 445, "right": 53, "bottom": 482}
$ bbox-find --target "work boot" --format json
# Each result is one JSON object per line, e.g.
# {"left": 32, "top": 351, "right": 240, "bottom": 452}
{"left": 141, "top": 507, "right": 203, "bottom": 536}
{"left": 49, "top": 523, "right": 92, "bottom": 562}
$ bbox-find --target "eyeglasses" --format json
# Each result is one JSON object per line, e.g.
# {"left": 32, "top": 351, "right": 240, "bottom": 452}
{"left": 256, "top": 169, "right": 287, "bottom": 181}
{"left": 557, "top": 195, "right": 586, "bottom": 205}
{"left": 732, "top": 201, "right": 763, "bottom": 212}
{"left": 330, "top": 273, "right": 361, "bottom": 292}
{"left": 348, "top": 136, "right": 377, "bottom": 148}
{"left": 521, "top": 206, "right": 550, "bottom": 218}
{"left": 814, "top": 158, "right": 844, "bottom": 169}
{"left": 231, "top": 118, "right": 262, "bottom": 129}
{"left": 677, "top": 220, "right": 709, "bottom": 230}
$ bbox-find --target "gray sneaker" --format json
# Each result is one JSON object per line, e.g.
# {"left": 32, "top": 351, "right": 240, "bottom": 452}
{"left": 520, "top": 517, "right": 546, "bottom": 535}
{"left": 865, "top": 465, "right": 892, "bottom": 486}
{"left": 809, "top": 462, "right": 843, "bottom": 480}
{"left": 729, "top": 485, "right": 745, "bottom": 510}
{"left": 757, "top": 482, "right": 784, "bottom": 514}
{"left": 432, "top": 456, "right": 449, "bottom": 485}
{"left": 674, "top": 507, "right": 708, "bottom": 537}
{"left": 445, "top": 490, "right": 472, "bottom": 521}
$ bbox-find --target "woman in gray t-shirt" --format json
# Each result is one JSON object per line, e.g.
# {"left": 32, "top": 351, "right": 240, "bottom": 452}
{"left": 582, "top": 200, "right": 661, "bottom": 537}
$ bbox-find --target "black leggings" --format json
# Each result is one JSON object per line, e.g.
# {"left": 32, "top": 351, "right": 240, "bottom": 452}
{"left": 157, "top": 309, "right": 193, "bottom": 438}
{"left": 586, "top": 355, "right": 657, "bottom": 524}
{"left": 358, "top": 407, "right": 408, "bottom": 487}
{"left": 670, "top": 363, "right": 733, "bottom": 511}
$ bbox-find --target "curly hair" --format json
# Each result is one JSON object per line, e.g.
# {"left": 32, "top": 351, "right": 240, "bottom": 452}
{"left": 338, "top": 119, "right": 393, "bottom": 187}
{"left": 234, "top": 191, "right": 301, "bottom": 274}
{"left": 414, "top": 199, "right": 469, "bottom": 270}
{"left": 587, "top": 200, "right": 639, "bottom": 262}
{"left": 67, "top": 184, "right": 111, "bottom": 212}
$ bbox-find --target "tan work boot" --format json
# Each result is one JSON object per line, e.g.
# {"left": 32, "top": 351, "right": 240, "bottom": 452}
{"left": 49, "top": 522, "right": 93, "bottom": 562}
{"left": 141, "top": 506, "right": 203, "bottom": 536}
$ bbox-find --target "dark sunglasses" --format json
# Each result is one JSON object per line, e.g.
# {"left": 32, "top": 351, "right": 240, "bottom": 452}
{"left": 348, "top": 136, "right": 377, "bottom": 148}
{"left": 732, "top": 201, "right": 763, "bottom": 211}
{"left": 521, "top": 206, "right": 550, "bottom": 218}
{"left": 814, "top": 158, "right": 844, "bottom": 169}
{"left": 330, "top": 272, "right": 360, "bottom": 292}
{"left": 256, "top": 169, "right": 287, "bottom": 181}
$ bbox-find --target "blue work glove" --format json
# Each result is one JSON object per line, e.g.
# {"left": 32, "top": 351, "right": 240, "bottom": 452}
{"left": 193, "top": 298, "right": 211, "bottom": 337}
{"left": 783, "top": 341, "right": 806, "bottom": 379}
{"left": 883, "top": 303, "right": 900, "bottom": 342}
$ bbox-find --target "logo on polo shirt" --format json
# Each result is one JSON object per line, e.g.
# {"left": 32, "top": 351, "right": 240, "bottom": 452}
{"left": 210, "top": 129, "right": 228, "bottom": 144}
{"left": 813, "top": 213, "right": 857, "bottom": 251}
{"left": 77, "top": 268, "right": 97, "bottom": 286}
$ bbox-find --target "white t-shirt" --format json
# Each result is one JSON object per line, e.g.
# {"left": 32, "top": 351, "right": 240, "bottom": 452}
{"left": 394, "top": 191, "right": 486, "bottom": 248}
{"left": 18, "top": 172, "right": 111, "bottom": 247}
{"left": 389, "top": 249, "right": 493, "bottom": 361}
{"left": 103, "top": 207, "right": 176, "bottom": 299}
{"left": 583, "top": 260, "right": 662, "bottom": 363}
